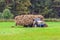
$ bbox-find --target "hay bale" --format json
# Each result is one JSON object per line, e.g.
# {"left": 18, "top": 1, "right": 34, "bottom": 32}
{"left": 15, "top": 15, "right": 45, "bottom": 27}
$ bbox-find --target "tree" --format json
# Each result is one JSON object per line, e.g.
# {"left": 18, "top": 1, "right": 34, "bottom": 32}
{"left": 3, "top": 8, "right": 14, "bottom": 19}
{"left": 0, "top": 0, "right": 6, "bottom": 12}
{"left": 0, "top": 12, "right": 3, "bottom": 19}
{"left": 30, "top": 0, "right": 54, "bottom": 17}
{"left": 16, "top": 0, "right": 31, "bottom": 14}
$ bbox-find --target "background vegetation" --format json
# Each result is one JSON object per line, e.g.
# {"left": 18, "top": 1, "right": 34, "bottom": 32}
{"left": 0, "top": 0, "right": 60, "bottom": 19}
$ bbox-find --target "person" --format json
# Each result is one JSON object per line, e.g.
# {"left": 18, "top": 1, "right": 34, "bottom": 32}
{"left": 33, "top": 17, "right": 45, "bottom": 27}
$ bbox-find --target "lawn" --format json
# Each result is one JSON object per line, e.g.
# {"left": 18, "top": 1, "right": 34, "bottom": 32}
{"left": 0, "top": 22, "right": 60, "bottom": 40}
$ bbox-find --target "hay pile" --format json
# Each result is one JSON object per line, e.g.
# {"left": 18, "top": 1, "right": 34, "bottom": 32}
{"left": 15, "top": 15, "right": 45, "bottom": 27}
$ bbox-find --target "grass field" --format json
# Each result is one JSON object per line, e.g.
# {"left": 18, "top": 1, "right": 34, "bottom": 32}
{"left": 0, "top": 22, "right": 60, "bottom": 40}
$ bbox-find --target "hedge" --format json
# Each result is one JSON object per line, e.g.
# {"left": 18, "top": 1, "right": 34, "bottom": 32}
{"left": 0, "top": 19, "right": 60, "bottom": 22}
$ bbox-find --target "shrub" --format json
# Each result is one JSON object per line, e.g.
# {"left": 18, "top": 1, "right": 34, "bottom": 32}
{"left": 2, "top": 8, "right": 14, "bottom": 19}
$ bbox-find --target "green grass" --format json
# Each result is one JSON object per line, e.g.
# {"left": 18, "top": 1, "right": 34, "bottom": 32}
{"left": 0, "top": 22, "right": 60, "bottom": 40}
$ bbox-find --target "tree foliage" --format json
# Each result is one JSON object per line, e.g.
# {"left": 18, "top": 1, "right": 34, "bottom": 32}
{"left": 3, "top": 8, "right": 13, "bottom": 19}
{"left": 0, "top": 0, "right": 60, "bottom": 18}
{"left": 16, "top": 0, "right": 31, "bottom": 14}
